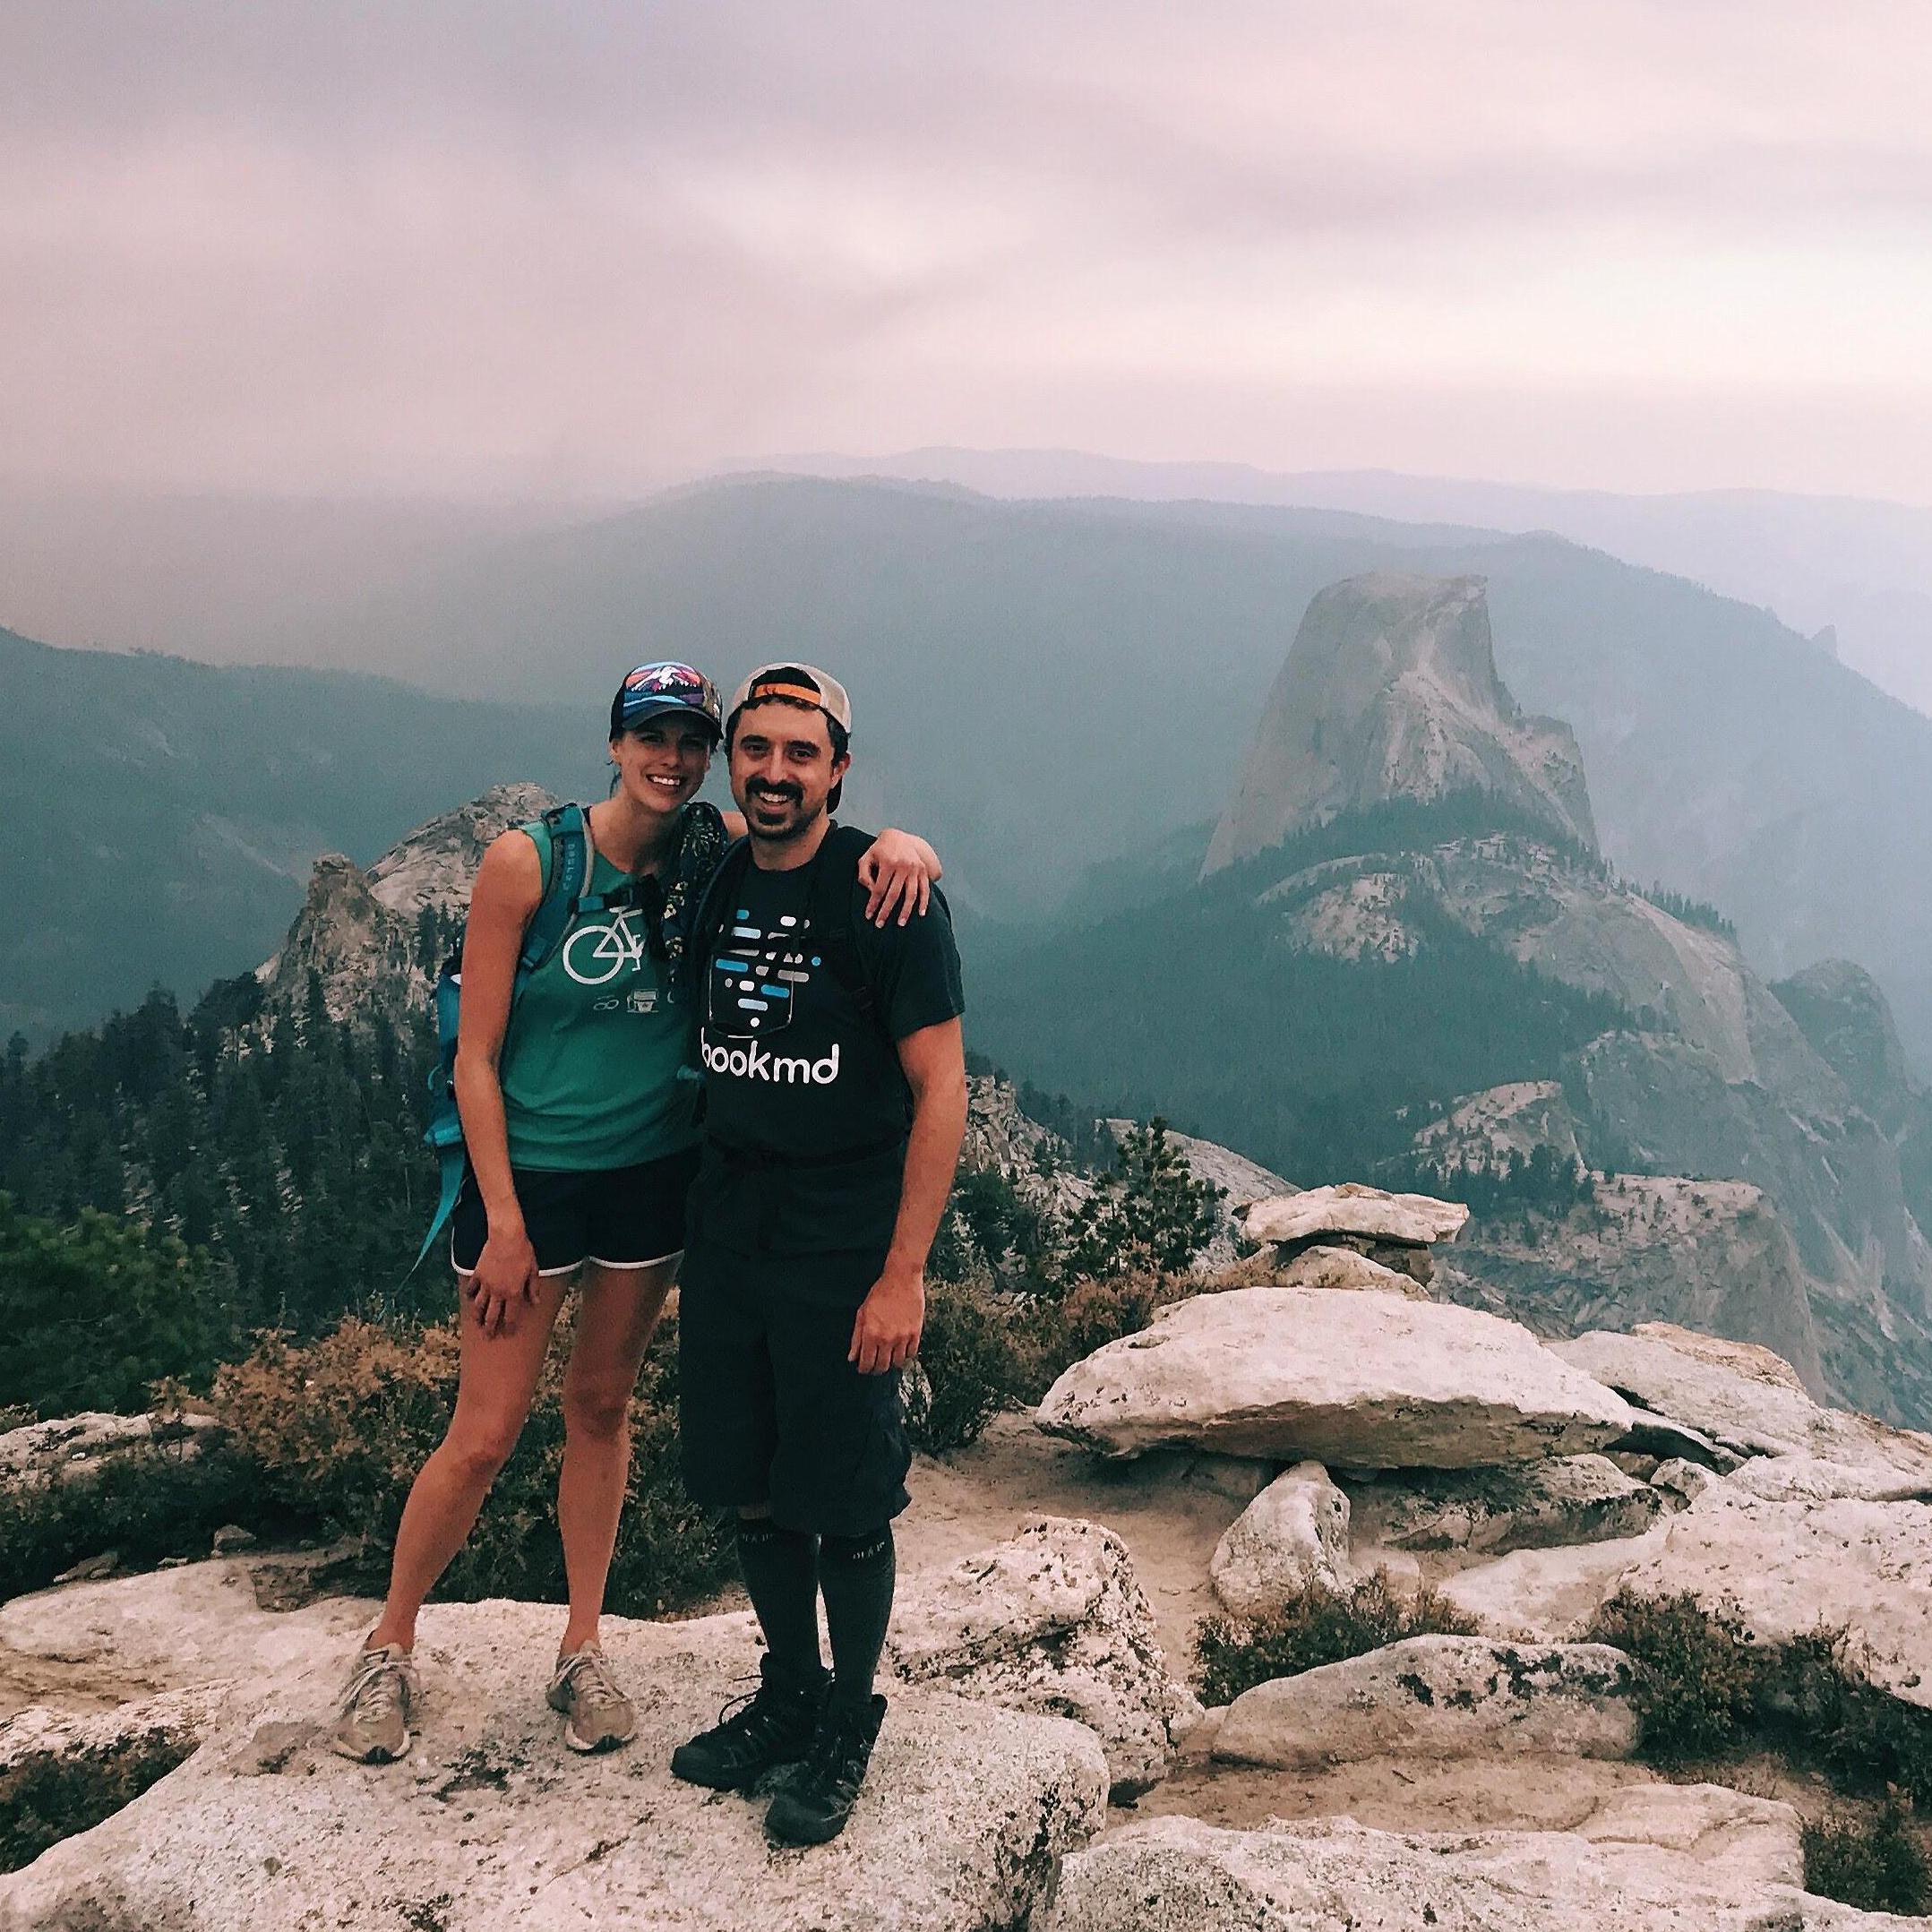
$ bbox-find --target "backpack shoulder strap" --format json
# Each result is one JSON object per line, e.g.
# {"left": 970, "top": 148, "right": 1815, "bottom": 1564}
{"left": 805, "top": 822, "right": 883, "bottom": 1014}
{"left": 518, "top": 803, "right": 588, "bottom": 976}
{"left": 684, "top": 835, "right": 755, "bottom": 992}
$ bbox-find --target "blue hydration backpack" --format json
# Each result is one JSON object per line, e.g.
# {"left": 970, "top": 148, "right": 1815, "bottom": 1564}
{"left": 408, "top": 803, "right": 596, "bottom": 1276}
{"left": 408, "top": 799, "right": 729, "bottom": 1276}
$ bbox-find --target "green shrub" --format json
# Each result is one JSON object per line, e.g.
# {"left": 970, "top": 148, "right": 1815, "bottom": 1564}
{"left": 0, "top": 1439, "right": 273, "bottom": 1604}
{"left": 1803, "top": 1805, "right": 1931, "bottom": 1916}
{"left": 904, "top": 1278, "right": 1029, "bottom": 1454}
{"left": 212, "top": 1311, "right": 729, "bottom": 1616}
{"left": 1018, "top": 1269, "right": 1192, "bottom": 1395}
{"left": 0, "top": 1194, "right": 229, "bottom": 1417}
{"left": 1586, "top": 1590, "right": 1932, "bottom": 1806}
{"left": 0, "top": 1729, "right": 195, "bottom": 1873}
{"left": 1192, "top": 1572, "right": 1478, "bottom": 1707}
{"left": 1584, "top": 1589, "right": 1765, "bottom": 1764}
{"left": 1060, "top": 1121, "right": 1224, "bottom": 1284}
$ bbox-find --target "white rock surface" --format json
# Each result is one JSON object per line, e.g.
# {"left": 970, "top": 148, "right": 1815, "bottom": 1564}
{"left": 1271, "top": 1242, "right": 1430, "bottom": 1301}
{"left": 1438, "top": 1528, "right": 1671, "bottom": 1643}
{"left": 1622, "top": 1491, "right": 1932, "bottom": 1708}
{"left": 884, "top": 1515, "right": 1196, "bottom": 1799}
{"left": 1552, "top": 1325, "right": 1932, "bottom": 1475}
{"left": 1728, "top": 1454, "right": 1932, "bottom": 1503}
{"left": 1211, "top": 1636, "right": 1637, "bottom": 1769}
{"left": 0, "top": 1410, "right": 219, "bottom": 1485}
{"left": 1035, "top": 1287, "right": 1635, "bottom": 1467}
{"left": 1344, "top": 1455, "right": 1661, "bottom": 1556}
{"left": 0, "top": 1600, "right": 1108, "bottom": 1932}
{"left": 1039, "top": 1805, "right": 1900, "bottom": 1932}
{"left": 1207, "top": 1464, "right": 1351, "bottom": 1618}
{"left": 1647, "top": 1458, "right": 1720, "bottom": 1508}
{"left": 1244, "top": 1182, "right": 1470, "bottom": 1249}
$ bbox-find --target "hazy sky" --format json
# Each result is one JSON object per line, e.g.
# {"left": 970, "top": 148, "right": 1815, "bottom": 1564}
{"left": 7, "top": 1, "right": 1932, "bottom": 502}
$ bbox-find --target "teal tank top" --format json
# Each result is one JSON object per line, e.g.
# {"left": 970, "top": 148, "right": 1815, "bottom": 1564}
{"left": 496, "top": 818, "right": 700, "bottom": 1172}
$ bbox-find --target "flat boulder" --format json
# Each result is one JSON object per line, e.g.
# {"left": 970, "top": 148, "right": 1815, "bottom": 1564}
{"left": 1038, "top": 1805, "right": 1900, "bottom": 1932}
{"left": 1728, "top": 1455, "right": 1932, "bottom": 1504}
{"left": 1345, "top": 1455, "right": 1661, "bottom": 1557}
{"left": 1208, "top": 1463, "right": 1351, "bottom": 1618}
{"left": 1035, "top": 1287, "right": 1635, "bottom": 1467}
{"left": 1551, "top": 1327, "right": 1932, "bottom": 1477}
{"left": 0, "top": 1601, "right": 1108, "bottom": 1932}
{"left": 1271, "top": 1242, "right": 1430, "bottom": 1301}
{"left": 1244, "top": 1182, "right": 1470, "bottom": 1249}
{"left": 886, "top": 1515, "right": 1197, "bottom": 1800}
{"left": 1438, "top": 1527, "right": 1671, "bottom": 1642}
{"left": 1211, "top": 1636, "right": 1638, "bottom": 1769}
{"left": 1621, "top": 1492, "right": 1932, "bottom": 1709}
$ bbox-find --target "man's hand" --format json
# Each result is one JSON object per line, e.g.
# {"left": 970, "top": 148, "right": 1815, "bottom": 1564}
{"left": 849, "top": 1266, "right": 924, "bottom": 1374}
{"left": 464, "top": 1224, "right": 540, "bottom": 1337}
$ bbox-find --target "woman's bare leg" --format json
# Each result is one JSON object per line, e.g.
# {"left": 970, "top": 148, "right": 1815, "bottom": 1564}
{"left": 556, "top": 1258, "right": 679, "bottom": 1654}
{"left": 365, "top": 1272, "right": 571, "bottom": 1653}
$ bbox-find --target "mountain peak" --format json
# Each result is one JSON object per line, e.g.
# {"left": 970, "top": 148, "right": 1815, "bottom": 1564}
{"left": 366, "top": 782, "right": 558, "bottom": 919}
{"left": 1202, "top": 572, "right": 1597, "bottom": 875}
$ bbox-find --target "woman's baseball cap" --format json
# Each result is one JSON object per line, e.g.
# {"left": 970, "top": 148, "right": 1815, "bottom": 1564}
{"left": 610, "top": 661, "right": 723, "bottom": 740}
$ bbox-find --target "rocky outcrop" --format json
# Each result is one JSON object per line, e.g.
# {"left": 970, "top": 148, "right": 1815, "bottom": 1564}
{"left": 253, "top": 782, "right": 554, "bottom": 1029}
{"left": 1438, "top": 1529, "right": 1672, "bottom": 1644}
{"left": 1037, "top": 1802, "right": 1900, "bottom": 1932}
{"left": 1438, "top": 1177, "right": 1827, "bottom": 1395}
{"left": 1203, "top": 573, "right": 1597, "bottom": 874}
{"left": 1036, "top": 1287, "right": 1635, "bottom": 1467}
{"left": 1207, "top": 1464, "right": 1351, "bottom": 1617}
{"left": 1413, "top": 1080, "right": 1584, "bottom": 1171}
{"left": 0, "top": 1598, "right": 1108, "bottom": 1932}
{"left": 1551, "top": 1325, "right": 1932, "bottom": 1474}
{"left": 1271, "top": 1243, "right": 1430, "bottom": 1300}
{"left": 1343, "top": 1455, "right": 1661, "bottom": 1558}
{"left": 1244, "top": 1182, "right": 1468, "bottom": 1249}
{"left": 885, "top": 1516, "right": 1196, "bottom": 1799}
{"left": 0, "top": 1410, "right": 218, "bottom": 1487}
{"left": 365, "top": 783, "right": 555, "bottom": 921}
{"left": 1212, "top": 1636, "right": 1638, "bottom": 1769}
{"left": 1622, "top": 1492, "right": 1932, "bottom": 1710}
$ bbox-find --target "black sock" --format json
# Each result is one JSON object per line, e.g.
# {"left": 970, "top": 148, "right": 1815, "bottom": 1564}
{"left": 735, "top": 1517, "right": 824, "bottom": 1692}
{"left": 817, "top": 1525, "right": 896, "bottom": 1715}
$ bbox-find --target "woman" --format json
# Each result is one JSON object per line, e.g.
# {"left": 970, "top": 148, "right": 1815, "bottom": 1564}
{"left": 331, "top": 661, "right": 939, "bottom": 1764}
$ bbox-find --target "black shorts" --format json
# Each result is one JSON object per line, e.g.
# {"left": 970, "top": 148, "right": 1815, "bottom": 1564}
{"left": 677, "top": 1235, "right": 912, "bottom": 1537}
{"left": 451, "top": 1146, "right": 700, "bottom": 1277}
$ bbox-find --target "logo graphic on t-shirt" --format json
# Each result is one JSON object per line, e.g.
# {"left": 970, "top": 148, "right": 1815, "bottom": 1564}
{"left": 705, "top": 904, "right": 842, "bottom": 1084}
{"left": 563, "top": 911, "right": 648, "bottom": 986}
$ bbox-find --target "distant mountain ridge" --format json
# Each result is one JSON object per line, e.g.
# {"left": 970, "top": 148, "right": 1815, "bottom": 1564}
{"left": 769, "top": 448, "right": 1932, "bottom": 717}
{"left": 974, "top": 573, "right": 1932, "bottom": 1421}
{"left": 0, "top": 630, "right": 595, "bottom": 1044}
{"left": 9, "top": 475, "right": 1932, "bottom": 1072}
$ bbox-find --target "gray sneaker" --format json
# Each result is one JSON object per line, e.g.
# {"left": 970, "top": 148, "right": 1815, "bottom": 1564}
{"left": 546, "top": 1644, "right": 637, "bottom": 1754}
{"left": 330, "top": 1643, "right": 419, "bottom": 1764}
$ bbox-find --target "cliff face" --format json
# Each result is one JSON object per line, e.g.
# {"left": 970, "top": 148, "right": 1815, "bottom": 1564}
{"left": 1203, "top": 574, "right": 1596, "bottom": 875}
{"left": 254, "top": 783, "right": 556, "bottom": 1028}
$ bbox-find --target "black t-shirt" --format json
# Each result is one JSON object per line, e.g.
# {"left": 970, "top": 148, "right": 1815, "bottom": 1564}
{"left": 691, "top": 832, "right": 965, "bottom": 1253}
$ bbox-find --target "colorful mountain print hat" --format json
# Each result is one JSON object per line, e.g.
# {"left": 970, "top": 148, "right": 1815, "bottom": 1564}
{"left": 610, "top": 661, "right": 724, "bottom": 739}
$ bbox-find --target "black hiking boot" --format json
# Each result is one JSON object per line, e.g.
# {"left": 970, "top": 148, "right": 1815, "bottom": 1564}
{"left": 670, "top": 1662, "right": 827, "bottom": 1791}
{"left": 764, "top": 1694, "right": 886, "bottom": 1846}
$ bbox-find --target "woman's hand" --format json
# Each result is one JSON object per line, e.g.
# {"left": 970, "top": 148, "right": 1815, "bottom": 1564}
{"left": 860, "top": 830, "right": 942, "bottom": 926}
{"left": 464, "top": 1224, "right": 540, "bottom": 1337}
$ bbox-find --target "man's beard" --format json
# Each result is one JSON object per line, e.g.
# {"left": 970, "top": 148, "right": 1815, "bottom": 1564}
{"left": 743, "top": 784, "right": 816, "bottom": 845}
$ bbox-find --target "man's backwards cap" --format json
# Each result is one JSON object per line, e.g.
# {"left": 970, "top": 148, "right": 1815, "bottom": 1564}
{"left": 726, "top": 663, "right": 853, "bottom": 738}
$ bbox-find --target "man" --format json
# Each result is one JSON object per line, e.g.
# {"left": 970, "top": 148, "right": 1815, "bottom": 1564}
{"left": 670, "top": 663, "right": 967, "bottom": 1846}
